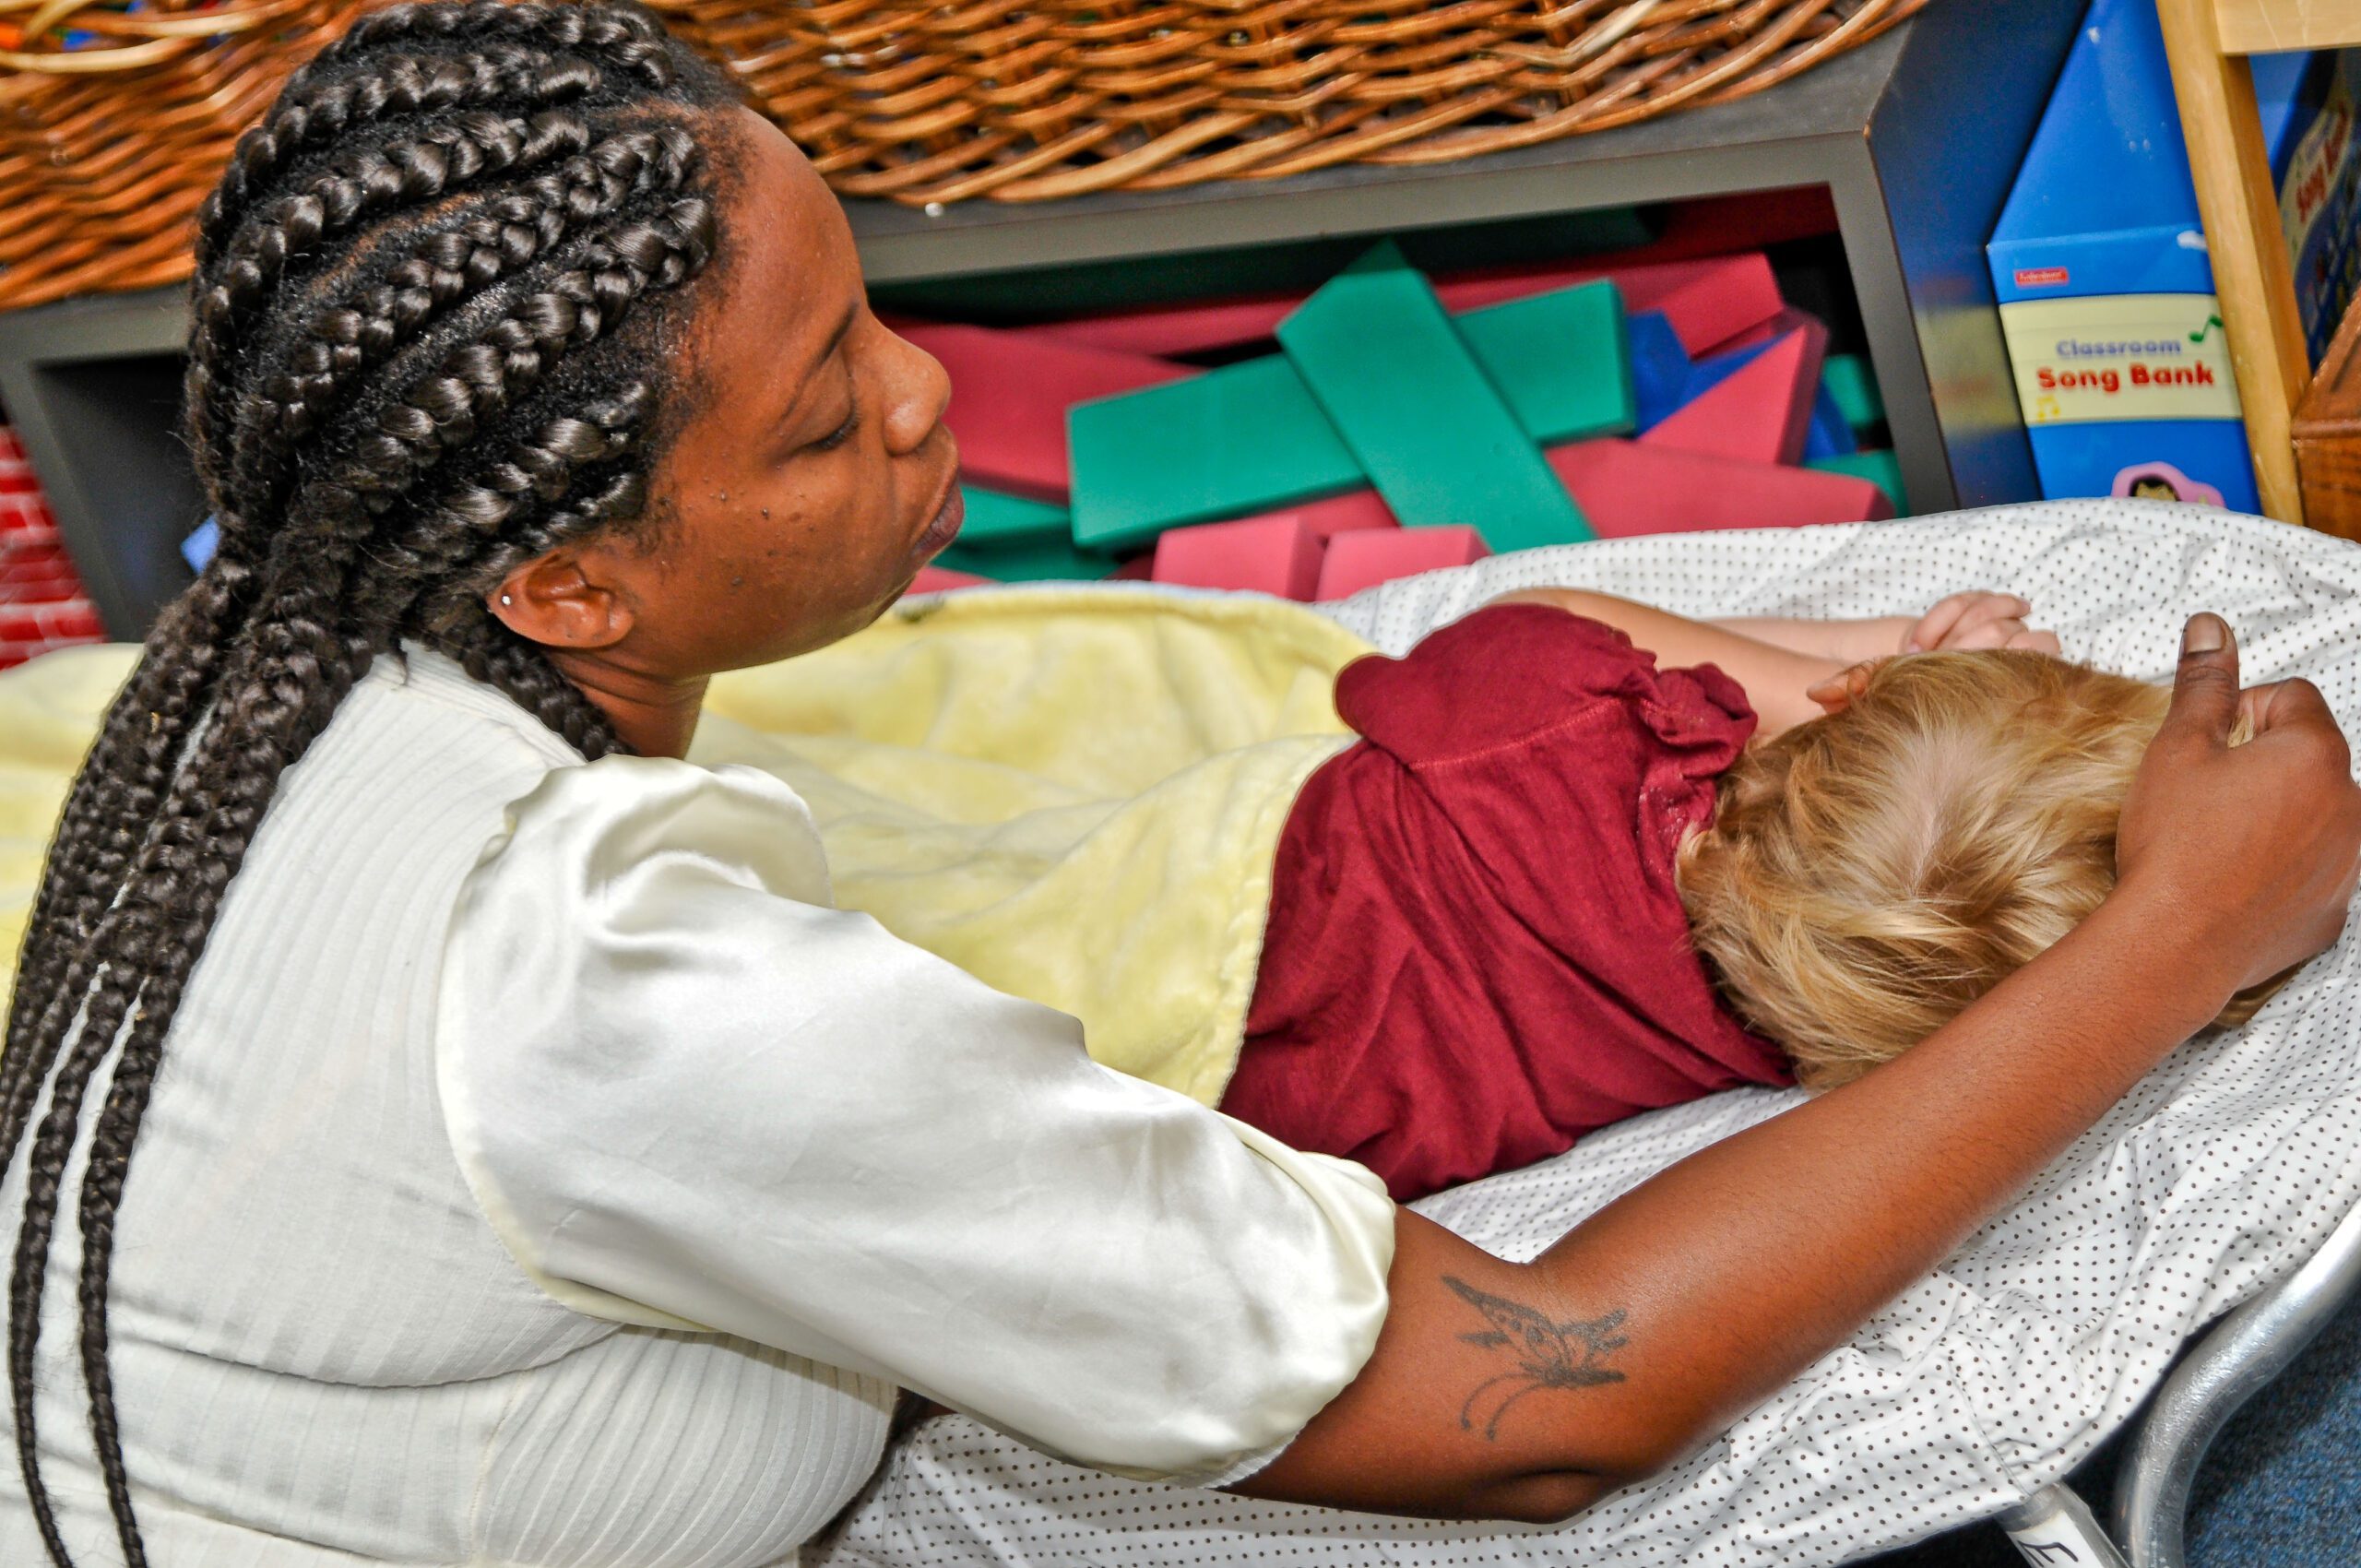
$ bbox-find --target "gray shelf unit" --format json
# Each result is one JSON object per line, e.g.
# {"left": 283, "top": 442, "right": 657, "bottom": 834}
{"left": 0, "top": 0, "right": 2082, "bottom": 641}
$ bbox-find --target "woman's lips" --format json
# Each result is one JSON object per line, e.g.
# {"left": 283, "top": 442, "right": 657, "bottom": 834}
{"left": 913, "top": 482, "right": 965, "bottom": 561}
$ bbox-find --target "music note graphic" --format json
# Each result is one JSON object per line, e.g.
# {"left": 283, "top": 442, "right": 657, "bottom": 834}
{"left": 2189, "top": 314, "right": 2224, "bottom": 344}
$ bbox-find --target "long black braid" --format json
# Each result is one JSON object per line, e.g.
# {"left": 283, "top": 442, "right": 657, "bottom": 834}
{"left": 0, "top": 6, "right": 739, "bottom": 1560}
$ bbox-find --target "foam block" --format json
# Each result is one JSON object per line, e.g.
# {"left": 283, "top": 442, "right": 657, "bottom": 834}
{"left": 1696, "top": 303, "right": 1819, "bottom": 359}
{"left": 906, "top": 565, "right": 991, "bottom": 596}
{"left": 1449, "top": 280, "right": 1635, "bottom": 443}
{"left": 1802, "top": 382, "right": 1858, "bottom": 459}
{"left": 1277, "top": 244, "right": 1593, "bottom": 551}
{"left": 1150, "top": 516, "right": 1324, "bottom": 600}
{"left": 1023, "top": 293, "right": 1305, "bottom": 358}
{"left": 1314, "top": 525, "right": 1490, "bottom": 600}
{"left": 958, "top": 486, "right": 1072, "bottom": 546}
{"left": 938, "top": 535, "right": 1121, "bottom": 582}
{"left": 1226, "top": 489, "right": 1400, "bottom": 539}
{"left": 1024, "top": 253, "right": 1783, "bottom": 361}
{"left": 1821, "top": 354, "right": 1886, "bottom": 430}
{"left": 1807, "top": 449, "right": 1908, "bottom": 513}
{"left": 1628, "top": 312, "right": 1694, "bottom": 432}
{"left": 1639, "top": 321, "right": 1826, "bottom": 467}
{"left": 1548, "top": 439, "right": 1894, "bottom": 536}
{"left": 1067, "top": 355, "right": 1364, "bottom": 551}
{"left": 896, "top": 324, "right": 1193, "bottom": 500}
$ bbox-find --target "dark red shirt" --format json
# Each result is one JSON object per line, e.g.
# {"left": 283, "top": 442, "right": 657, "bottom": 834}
{"left": 1222, "top": 604, "right": 1793, "bottom": 1201}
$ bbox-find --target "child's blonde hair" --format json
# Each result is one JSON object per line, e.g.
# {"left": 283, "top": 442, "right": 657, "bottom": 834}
{"left": 1676, "top": 650, "right": 2284, "bottom": 1090}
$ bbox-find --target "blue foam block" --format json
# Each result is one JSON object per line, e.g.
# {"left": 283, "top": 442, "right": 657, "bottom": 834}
{"left": 1802, "top": 383, "right": 1859, "bottom": 459}
{"left": 1628, "top": 312, "right": 1694, "bottom": 433}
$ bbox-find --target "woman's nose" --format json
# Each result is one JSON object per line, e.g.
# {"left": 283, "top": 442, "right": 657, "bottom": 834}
{"left": 878, "top": 328, "right": 952, "bottom": 457}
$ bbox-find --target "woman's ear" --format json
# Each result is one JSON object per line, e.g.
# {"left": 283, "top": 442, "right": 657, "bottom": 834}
{"left": 488, "top": 552, "right": 637, "bottom": 650}
{"left": 1806, "top": 658, "right": 1887, "bottom": 716}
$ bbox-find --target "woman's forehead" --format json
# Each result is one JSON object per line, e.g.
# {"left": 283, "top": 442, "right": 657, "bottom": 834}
{"left": 702, "top": 111, "right": 860, "bottom": 410}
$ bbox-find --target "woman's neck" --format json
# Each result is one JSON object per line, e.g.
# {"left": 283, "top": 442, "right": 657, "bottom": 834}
{"left": 545, "top": 649, "right": 710, "bottom": 760}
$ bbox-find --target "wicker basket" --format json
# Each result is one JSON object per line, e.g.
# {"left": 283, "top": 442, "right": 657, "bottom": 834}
{"left": 0, "top": 0, "right": 1924, "bottom": 313}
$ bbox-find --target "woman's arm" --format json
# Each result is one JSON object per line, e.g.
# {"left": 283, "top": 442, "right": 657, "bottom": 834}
{"left": 1235, "top": 616, "right": 2361, "bottom": 1523}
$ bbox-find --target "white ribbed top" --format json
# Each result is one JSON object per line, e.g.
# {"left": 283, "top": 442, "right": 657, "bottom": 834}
{"left": 0, "top": 649, "right": 894, "bottom": 1566}
{"left": 0, "top": 643, "right": 1396, "bottom": 1565}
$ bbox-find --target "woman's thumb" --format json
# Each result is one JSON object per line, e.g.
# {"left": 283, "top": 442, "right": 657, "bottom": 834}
{"left": 2165, "top": 612, "right": 2241, "bottom": 742}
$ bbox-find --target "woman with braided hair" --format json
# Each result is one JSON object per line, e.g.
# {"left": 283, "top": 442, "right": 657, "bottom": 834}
{"left": 3, "top": 2, "right": 2357, "bottom": 1562}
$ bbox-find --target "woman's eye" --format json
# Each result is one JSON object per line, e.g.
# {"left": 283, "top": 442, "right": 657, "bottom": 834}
{"left": 810, "top": 408, "right": 859, "bottom": 453}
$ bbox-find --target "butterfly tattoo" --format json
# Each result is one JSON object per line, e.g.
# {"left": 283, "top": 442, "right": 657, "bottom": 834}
{"left": 1443, "top": 1275, "right": 1629, "bottom": 1441}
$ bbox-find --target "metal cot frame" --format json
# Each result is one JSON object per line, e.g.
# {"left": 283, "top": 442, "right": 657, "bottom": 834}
{"left": 1996, "top": 1196, "right": 2361, "bottom": 1567}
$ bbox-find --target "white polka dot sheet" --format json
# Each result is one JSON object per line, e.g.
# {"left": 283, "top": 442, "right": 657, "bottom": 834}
{"left": 816, "top": 500, "right": 2361, "bottom": 1568}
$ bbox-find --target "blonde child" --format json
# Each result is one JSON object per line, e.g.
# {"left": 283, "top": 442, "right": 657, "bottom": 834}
{"left": 1219, "top": 588, "right": 2058, "bottom": 1197}
{"left": 1678, "top": 647, "right": 2287, "bottom": 1089}
{"left": 1218, "top": 588, "right": 2294, "bottom": 1200}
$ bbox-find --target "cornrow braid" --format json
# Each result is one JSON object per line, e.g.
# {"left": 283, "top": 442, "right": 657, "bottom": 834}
{"left": 0, "top": 7, "right": 739, "bottom": 1562}
{"left": 192, "top": 0, "right": 680, "bottom": 267}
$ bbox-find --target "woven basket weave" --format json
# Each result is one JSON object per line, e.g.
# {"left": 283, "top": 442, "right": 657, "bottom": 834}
{"left": 0, "top": 0, "right": 1924, "bottom": 313}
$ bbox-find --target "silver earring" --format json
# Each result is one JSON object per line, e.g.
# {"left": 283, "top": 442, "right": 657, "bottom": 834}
{"left": 499, "top": 594, "right": 513, "bottom": 606}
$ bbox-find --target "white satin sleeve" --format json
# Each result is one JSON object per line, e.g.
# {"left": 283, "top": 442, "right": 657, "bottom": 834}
{"left": 433, "top": 754, "right": 1395, "bottom": 1485}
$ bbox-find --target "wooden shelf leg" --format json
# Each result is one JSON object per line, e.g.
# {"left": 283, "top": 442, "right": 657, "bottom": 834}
{"left": 2155, "top": 0, "right": 2313, "bottom": 526}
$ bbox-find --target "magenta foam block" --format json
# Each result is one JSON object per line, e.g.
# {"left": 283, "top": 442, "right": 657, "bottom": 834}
{"left": 1638, "top": 319, "right": 1826, "bottom": 467}
{"left": 1442, "top": 255, "right": 1782, "bottom": 356}
{"left": 1699, "top": 303, "right": 1820, "bottom": 358}
{"left": 1224, "top": 489, "right": 1401, "bottom": 540}
{"left": 1314, "top": 525, "right": 1490, "bottom": 600}
{"left": 1016, "top": 293, "right": 1305, "bottom": 358}
{"left": 896, "top": 323, "right": 1192, "bottom": 500}
{"left": 1020, "top": 254, "right": 1783, "bottom": 361}
{"left": 1150, "top": 516, "right": 1325, "bottom": 600}
{"left": 1546, "top": 438, "right": 1894, "bottom": 537}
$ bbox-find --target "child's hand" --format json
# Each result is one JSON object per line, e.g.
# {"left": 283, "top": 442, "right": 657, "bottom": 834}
{"left": 1903, "top": 592, "right": 2061, "bottom": 655}
{"left": 1806, "top": 659, "right": 1882, "bottom": 716}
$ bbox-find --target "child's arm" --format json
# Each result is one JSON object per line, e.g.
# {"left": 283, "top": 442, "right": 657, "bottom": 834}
{"left": 1488, "top": 588, "right": 2061, "bottom": 736}
{"left": 1487, "top": 588, "right": 1849, "bottom": 735}
{"left": 1716, "top": 591, "right": 2057, "bottom": 661}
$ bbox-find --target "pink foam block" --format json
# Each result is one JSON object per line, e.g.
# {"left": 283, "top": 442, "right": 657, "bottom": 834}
{"left": 1314, "top": 525, "right": 1490, "bottom": 600}
{"left": 1639, "top": 320, "right": 1826, "bottom": 467}
{"left": 904, "top": 565, "right": 991, "bottom": 596}
{"left": 1546, "top": 439, "right": 1893, "bottom": 537}
{"left": 895, "top": 324, "right": 1193, "bottom": 500}
{"left": 1600, "top": 256, "right": 1784, "bottom": 355}
{"left": 1151, "top": 516, "right": 1325, "bottom": 600}
{"left": 1106, "top": 555, "right": 1158, "bottom": 580}
{"left": 1696, "top": 303, "right": 1821, "bottom": 359}
{"left": 1226, "top": 488, "right": 1400, "bottom": 540}
{"left": 1023, "top": 254, "right": 1784, "bottom": 360}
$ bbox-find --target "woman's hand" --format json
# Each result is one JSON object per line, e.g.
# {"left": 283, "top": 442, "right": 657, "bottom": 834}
{"left": 2116, "top": 613, "right": 2361, "bottom": 999}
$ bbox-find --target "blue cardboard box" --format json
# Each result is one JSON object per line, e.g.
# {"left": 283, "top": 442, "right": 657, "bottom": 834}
{"left": 1987, "top": 0, "right": 2359, "bottom": 512}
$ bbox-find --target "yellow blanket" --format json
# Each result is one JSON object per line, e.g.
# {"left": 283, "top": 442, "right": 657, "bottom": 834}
{"left": 0, "top": 589, "right": 1370, "bottom": 1105}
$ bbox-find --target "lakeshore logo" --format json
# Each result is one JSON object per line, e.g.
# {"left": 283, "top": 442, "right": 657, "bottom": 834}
{"left": 2013, "top": 266, "right": 2071, "bottom": 289}
{"left": 1999, "top": 292, "right": 2241, "bottom": 424}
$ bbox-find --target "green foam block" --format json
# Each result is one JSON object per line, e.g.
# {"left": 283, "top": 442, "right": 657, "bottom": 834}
{"left": 1821, "top": 355, "right": 1885, "bottom": 430}
{"left": 958, "top": 486, "right": 1071, "bottom": 546}
{"left": 1068, "top": 355, "right": 1365, "bottom": 552}
{"left": 1806, "top": 449, "right": 1907, "bottom": 515}
{"left": 939, "top": 534, "right": 1120, "bottom": 583}
{"left": 1276, "top": 243, "right": 1594, "bottom": 551}
{"left": 1452, "top": 279, "right": 1635, "bottom": 444}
